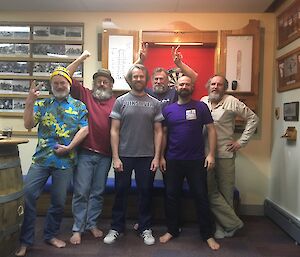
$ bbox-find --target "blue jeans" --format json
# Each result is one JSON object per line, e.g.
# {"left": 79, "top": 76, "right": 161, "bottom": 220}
{"left": 72, "top": 149, "right": 112, "bottom": 232}
{"left": 20, "top": 164, "right": 73, "bottom": 246}
{"left": 111, "top": 157, "right": 155, "bottom": 233}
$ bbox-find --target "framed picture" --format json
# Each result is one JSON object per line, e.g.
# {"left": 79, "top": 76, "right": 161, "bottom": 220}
{"left": 65, "top": 27, "right": 83, "bottom": 41}
{"left": 0, "top": 98, "right": 13, "bottom": 111}
{"left": 0, "top": 43, "right": 29, "bottom": 57}
{"left": 0, "top": 61, "right": 29, "bottom": 75}
{"left": 33, "top": 62, "right": 69, "bottom": 76}
{"left": 0, "top": 97, "right": 26, "bottom": 114}
{"left": 219, "top": 20, "right": 260, "bottom": 102}
{"left": 277, "top": 47, "right": 300, "bottom": 92}
{"left": 225, "top": 35, "right": 253, "bottom": 92}
{"left": 283, "top": 101, "right": 299, "bottom": 121}
{"left": 102, "top": 29, "right": 139, "bottom": 91}
{"left": 0, "top": 26, "right": 30, "bottom": 39}
{"left": 33, "top": 26, "right": 83, "bottom": 41}
{"left": 277, "top": 0, "right": 300, "bottom": 49}
{"left": 0, "top": 80, "right": 30, "bottom": 94}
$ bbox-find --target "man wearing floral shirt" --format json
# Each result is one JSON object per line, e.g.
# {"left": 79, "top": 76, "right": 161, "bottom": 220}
{"left": 16, "top": 67, "right": 88, "bottom": 257}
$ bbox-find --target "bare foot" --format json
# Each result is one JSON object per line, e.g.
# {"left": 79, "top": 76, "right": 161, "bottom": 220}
{"left": 15, "top": 245, "right": 27, "bottom": 257}
{"left": 47, "top": 237, "right": 66, "bottom": 248}
{"left": 70, "top": 232, "right": 81, "bottom": 245}
{"left": 207, "top": 237, "right": 220, "bottom": 250}
{"left": 159, "top": 233, "right": 173, "bottom": 243}
{"left": 133, "top": 223, "right": 139, "bottom": 231}
{"left": 89, "top": 228, "right": 103, "bottom": 238}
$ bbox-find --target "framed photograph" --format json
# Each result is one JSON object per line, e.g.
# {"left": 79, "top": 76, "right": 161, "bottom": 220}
{"left": 36, "top": 80, "right": 50, "bottom": 95}
{"left": 65, "top": 26, "right": 83, "bottom": 41}
{"left": 277, "top": 47, "right": 300, "bottom": 92}
{"left": 277, "top": 0, "right": 300, "bottom": 49}
{"left": 33, "top": 26, "right": 83, "bottom": 41}
{"left": 13, "top": 98, "right": 26, "bottom": 111}
{"left": 0, "top": 80, "right": 13, "bottom": 93}
{"left": 65, "top": 45, "right": 82, "bottom": 57}
{"left": 33, "top": 62, "right": 68, "bottom": 76}
{"left": 32, "top": 44, "right": 66, "bottom": 57}
{"left": 0, "top": 43, "right": 29, "bottom": 57}
{"left": 284, "top": 101, "right": 299, "bottom": 121}
{"left": 33, "top": 62, "right": 82, "bottom": 77}
{"left": 0, "top": 80, "right": 31, "bottom": 94}
{"left": 49, "top": 26, "right": 66, "bottom": 39}
{"left": 12, "top": 80, "right": 30, "bottom": 94}
{"left": 0, "top": 98, "right": 13, "bottom": 111}
{"left": 0, "top": 97, "right": 26, "bottom": 113}
{"left": 32, "top": 43, "right": 82, "bottom": 58}
{"left": 0, "top": 26, "right": 30, "bottom": 39}
{"left": 0, "top": 61, "right": 29, "bottom": 75}
{"left": 33, "top": 26, "right": 50, "bottom": 39}
{"left": 225, "top": 35, "right": 253, "bottom": 93}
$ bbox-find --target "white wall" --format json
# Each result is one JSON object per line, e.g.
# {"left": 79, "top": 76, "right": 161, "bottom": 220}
{"left": 270, "top": 0, "right": 300, "bottom": 220}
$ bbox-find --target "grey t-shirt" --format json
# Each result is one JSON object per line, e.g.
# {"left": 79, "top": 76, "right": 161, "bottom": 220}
{"left": 110, "top": 92, "right": 164, "bottom": 157}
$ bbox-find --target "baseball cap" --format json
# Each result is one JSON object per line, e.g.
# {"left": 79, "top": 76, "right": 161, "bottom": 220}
{"left": 93, "top": 69, "right": 114, "bottom": 83}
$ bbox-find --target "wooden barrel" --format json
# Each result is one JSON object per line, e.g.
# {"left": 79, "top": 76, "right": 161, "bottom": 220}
{"left": 0, "top": 138, "right": 28, "bottom": 257}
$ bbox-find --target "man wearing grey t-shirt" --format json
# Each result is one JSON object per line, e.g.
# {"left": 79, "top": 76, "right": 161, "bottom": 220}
{"left": 103, "top": 64, "right": 163, "bottom": 246}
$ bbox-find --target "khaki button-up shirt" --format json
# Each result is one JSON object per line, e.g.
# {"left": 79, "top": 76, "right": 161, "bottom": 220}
{"left": 201, "top": 94, "right": 259, "bottom": 158}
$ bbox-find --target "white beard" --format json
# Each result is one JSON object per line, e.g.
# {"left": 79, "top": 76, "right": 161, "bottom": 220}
{"left": 208, "top": 92, "right": 223, "bottom": 102}
{"left": 51, "top": 85, "right": 70, "bottom": 99}
{"left": 92, "top": 88, "right": 113, "bottom": 101}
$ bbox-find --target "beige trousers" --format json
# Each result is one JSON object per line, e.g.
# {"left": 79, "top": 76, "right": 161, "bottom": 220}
{"left": 207, "top": 158, "right": 243, "bottom": 231}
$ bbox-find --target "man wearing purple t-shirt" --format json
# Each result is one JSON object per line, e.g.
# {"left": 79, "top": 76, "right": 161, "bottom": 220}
{"left": 159, "top": 76, "right": 220, "bottom": 251}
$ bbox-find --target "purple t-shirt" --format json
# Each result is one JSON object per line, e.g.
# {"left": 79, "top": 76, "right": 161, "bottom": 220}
{"left": 163, "top": 100, "right": 213, "bottom": 160}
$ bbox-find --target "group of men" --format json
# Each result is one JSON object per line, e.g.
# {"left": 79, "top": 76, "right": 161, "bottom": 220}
{"left": 15, "top": 45, "right": 258, "bottom": 256}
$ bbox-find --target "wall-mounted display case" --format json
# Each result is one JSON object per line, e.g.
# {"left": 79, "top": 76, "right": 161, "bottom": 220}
{"left": 0, "top": 22, "right": 84, "bottom": 116}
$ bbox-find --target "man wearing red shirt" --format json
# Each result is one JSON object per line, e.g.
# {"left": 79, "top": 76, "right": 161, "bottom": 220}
{"left": 67, "top": 51, "right": 115, "bottom": 245}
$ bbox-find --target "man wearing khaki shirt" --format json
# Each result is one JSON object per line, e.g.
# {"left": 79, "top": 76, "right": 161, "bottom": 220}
{"left": 201, "top": 74, "right": 259, "bottom": 239}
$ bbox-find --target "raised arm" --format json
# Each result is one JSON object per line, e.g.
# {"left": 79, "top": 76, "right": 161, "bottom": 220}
{"left": 172, "top": 46, "right": 198, "bottom": 83}
{"left": 67, "top": 50, "right": 91, "bottom": 77}
{"left": 24, "top": 80, "right": 40, "bottom": 129}
{"left": 134, "top": 42, "right": 148, "bottom": 65}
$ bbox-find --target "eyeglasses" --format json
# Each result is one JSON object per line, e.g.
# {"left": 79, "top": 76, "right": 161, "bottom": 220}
{"left": 97, "top": 80, "right": 110, "bottom": 85}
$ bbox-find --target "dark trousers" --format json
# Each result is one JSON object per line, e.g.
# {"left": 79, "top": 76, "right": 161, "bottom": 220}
{"left": 164, "top": 159, "right": 214, "bottom": 240}
{"left": 111, "top": 157, "right": 155, "bottom": 233}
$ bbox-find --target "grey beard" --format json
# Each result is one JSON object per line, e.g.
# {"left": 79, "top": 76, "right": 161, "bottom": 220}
{"left": 92, "top": 88, "right": 113, "bottom": 101}
{"left": 51, "top": 85, "right": 70, "bottom": 99}
{"left": 208, "top": 92, "right": 222, "bottom": 102}
{"left": 153, "top": 84, "right": 168, "bottom": 94}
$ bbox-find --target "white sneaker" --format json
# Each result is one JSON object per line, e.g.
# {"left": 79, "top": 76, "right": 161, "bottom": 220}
{"left": 141, "top": 229, "right": 155, "bottom": 245}
{"left": 103, "top": 230, "right": 120, "bottom": 244}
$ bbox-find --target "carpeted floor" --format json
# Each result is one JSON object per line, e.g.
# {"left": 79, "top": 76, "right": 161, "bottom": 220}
{"left": 16, "top": 216, "right": 300, "bottom": 257}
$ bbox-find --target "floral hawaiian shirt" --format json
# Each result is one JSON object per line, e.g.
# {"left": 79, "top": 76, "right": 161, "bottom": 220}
{"left": 32, "top": 95, "right": 88, "bottom": 169}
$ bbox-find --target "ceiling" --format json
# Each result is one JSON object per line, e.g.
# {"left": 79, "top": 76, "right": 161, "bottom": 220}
{"left": 0, "top": 0, "right": 280, "bottom": 13}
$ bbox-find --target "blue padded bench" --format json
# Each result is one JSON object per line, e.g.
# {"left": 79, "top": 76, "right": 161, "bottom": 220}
{"left": 30, "top": 176, "right": 240, "bottom": 221}
{"left": 40, "top": 176, "right": 196, "bottom": 196}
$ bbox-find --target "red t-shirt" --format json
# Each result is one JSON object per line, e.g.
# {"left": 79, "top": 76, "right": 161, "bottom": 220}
{"left": 71, "top": 80, "right": 115, "bottom": 156}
